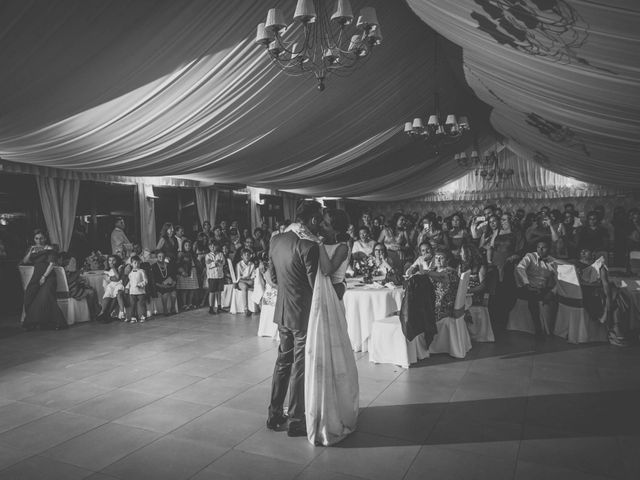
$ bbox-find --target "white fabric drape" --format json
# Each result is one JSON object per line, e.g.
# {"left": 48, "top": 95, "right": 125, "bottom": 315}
{"left": 137, "top": 183, "right": 156, "bottom": 251}
{"left": 194, "top": 187, "right": 219, "bottom": 225}
{"left": 35, "top": 177, "right": 80, "bottom": 251}
{"left": 248, "top": 187, "right": 271, "bottom": 232}
{"left": 280, "top": 192, "right": 300, "bottom": 223}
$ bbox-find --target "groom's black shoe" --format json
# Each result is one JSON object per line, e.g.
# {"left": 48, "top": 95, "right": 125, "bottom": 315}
{"left": 266, "top": 414, "right": 288, "bottom": 431}
{"left": 287, "top": 421, "right": 307, "bottom": 438}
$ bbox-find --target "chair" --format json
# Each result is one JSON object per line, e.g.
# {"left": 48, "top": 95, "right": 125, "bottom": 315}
{"left": 428, "top": 270, "right": 473, "bottom": 358}
{"left": 467, "top": 304, "right": 495, "bottom": 342}
{"left": 19, "top": 265, "right": 90, "bottom": 325}
{"left": 369, "top": 315, "right": 430, "bottom": 368}
{"left": 506, "top": 269, "right": 553, "bottom": 335}
{"left": 630, "top": 251, "right": 640, "bottom": 275}
{"left": 150, "top": 295, "right": 179, "bottom": 315}
{"left": 228, "top": 258, "right": 257, "bottom": 314}
{"left": 553, "top": 264, "right": 608, "bottom": 344}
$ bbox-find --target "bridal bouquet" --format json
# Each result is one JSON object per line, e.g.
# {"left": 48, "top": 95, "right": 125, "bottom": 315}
{"left": 353, "top": 255, "right": 377, "bottom": 283}
{"left": 83, "top": 251, "right": 108, "bottom": 271}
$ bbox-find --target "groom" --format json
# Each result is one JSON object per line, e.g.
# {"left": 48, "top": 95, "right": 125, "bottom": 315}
{"left": 266, "top": 200, "right": 323, "bottom": 437}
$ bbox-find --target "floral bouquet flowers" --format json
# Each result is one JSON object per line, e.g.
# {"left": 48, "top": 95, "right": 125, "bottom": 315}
{"left": 353, "top": 255, "right": 377, "bottom": 283}
{"left": 83, "top": 251, "right": 108, "bottom": 271}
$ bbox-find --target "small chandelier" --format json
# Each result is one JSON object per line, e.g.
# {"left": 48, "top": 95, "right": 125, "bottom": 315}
{"left": 403, "top": 32, "right": 469, "bottom": 146}
{"left": 255, "top": 0, "right": 382, "bottom": 91}
{"left": 456, "top": 148, "right": 514, "bottom": 184}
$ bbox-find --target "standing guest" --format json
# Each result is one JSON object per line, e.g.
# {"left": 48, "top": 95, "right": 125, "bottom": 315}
{"left": 211, "top": 225, "right": 226, "bottom": 246}
{"left": 594, "top": 205, "right": 615, "bottom": 246}
{"left": 241, "top": 228, "right": 252, "bottom": 242}
{"left": 98, "top": 254, "right": 126, "bottom": 322}
{"left": 151, "top": 250, "right": 177, "bottom": 316}
{"left": 371, "top": 216, "right": 382, "bottom": 242}
{"left": 359, "top": 212, "right": 373, "bottom": 231}
{"left": 416, "top": 214, "right": 445, "bottom": 250}
{"left": 126, "top": 256, "right": 148, "bottom": 323}
{"left": 553, "top": 211, "right": 579, "bottom": 259}
{"left": 194, "top": 231, "right": 210, "bottom": 255}
{"left": 515, "top": 239, "right": 557, "bottom": 337}
{"left": 21, "top": 230, "right": 67, "bottom": 330}
{"left": 525, "top": 213, "right": 553, "bottom": 252}
{"left": 110, "top": 217, "right": 133, "bottom": 258}
{"left": 201, "top": 220, "right": 212, "bottom": 239}
{"left": 235, "top": 248, "right": 256, "bottom": 316}
{"left": 157, "top": 222, "right": 179, "bottom": 260}
{"left": 221, "top": 243, "right": 233, "bottom": 285}
{"left": 444, "top": 213, "right": 470, "bottom": 257}
{"left": 260, "top": 220, "right": 272, "bottom": 239}
{"left": 575, "top": 211, "right": 609, "bottom": 259}
{"left": 253, "top": 228, "right": 268, "bottom": 255}
{"left": 460, "top": 243, "right": 487, "bottom": 307}
{"left": 628, "top": 209, "right": 640, "bottom": 252}
{"left": 174, "top": 225, "right": 187, "bottom": 252}
{"left": 477, "top": 215, "right": 501, "bottom": 253}
{"left": 351, "top": 226, "right": 376, "bottom": 262}
{"left": 229, "top": 220, "right": 241, "bottom": 244}
{"left": 219, "top": 219, "right": 230, "bottom": 240}
{"left": 205, "top": 241, "right": 225, "bottom": 314}
{"left": 612, "top": 206, "right": 628, "bottom": 267}
{"left": 176, "top": 239, "right": 199, "bottom": 310}
{"left": 564, "top": 203, "right": 582, "bottom": 227}
{"left": 378, "top": 214, "right": 410, "bottom": 270}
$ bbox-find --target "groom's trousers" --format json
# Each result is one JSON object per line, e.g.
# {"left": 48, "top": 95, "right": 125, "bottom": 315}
{"left": 269, "top": 325, "right": 307, "bottom": 423}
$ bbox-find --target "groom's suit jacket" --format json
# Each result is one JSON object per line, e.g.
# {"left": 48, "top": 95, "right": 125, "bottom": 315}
{"left": 269, "top": 231, "right": 319, "bottom": 331}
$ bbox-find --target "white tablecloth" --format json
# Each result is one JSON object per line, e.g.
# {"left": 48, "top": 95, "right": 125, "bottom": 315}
{"left": 343, "top": 278, "right": 404, "bottom": 352}
{"left": 81, "top": 271, "right": 106, "bottom": 300}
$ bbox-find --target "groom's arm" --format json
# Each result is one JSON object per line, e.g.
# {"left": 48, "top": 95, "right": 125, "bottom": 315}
{"left": 301, "top": 241, "right": 319, "bottom": 290}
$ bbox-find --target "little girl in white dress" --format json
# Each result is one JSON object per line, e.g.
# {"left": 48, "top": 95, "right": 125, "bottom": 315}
{"left": 99, "top": 255, "right": 126, "bottom": 321}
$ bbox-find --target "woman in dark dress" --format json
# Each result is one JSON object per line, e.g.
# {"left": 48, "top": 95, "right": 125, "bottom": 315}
{"left": 21, "top": 229, "right": 66, "bottom": 330}
{"left": 156, "top": 222, "right": 179, "bottom": 261}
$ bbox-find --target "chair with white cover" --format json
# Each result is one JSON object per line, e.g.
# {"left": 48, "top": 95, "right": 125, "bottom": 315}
{"left": 506, "top": 270, "right": 553, "bottom": 335}
{"left": 630, "top": 251, "right": 640, "bottom": 275}
{"left": 228, "top": 258, "right": 257, "bottom": 314}
{"left": 467, "top": 300, "right": 495, "bottom": 342}
{"left": 553, "top": 263, "right": 608, "bottom": 344}
{"left": 428, "top": 270, "right": 473, "bottom": 358}
{"left": 369, "top": 315, "right": 430, "bottom": 368}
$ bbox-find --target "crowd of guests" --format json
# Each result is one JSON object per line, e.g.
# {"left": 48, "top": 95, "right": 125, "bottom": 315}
{"left": 346, "top": 204, "right": 640, "bottom": 345}
{"left": 19, "top": 203, "right": 640, "bottom": 343}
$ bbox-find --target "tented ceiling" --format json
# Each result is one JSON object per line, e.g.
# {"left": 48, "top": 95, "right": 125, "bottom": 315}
{"left": 406, "top": 0, "right": 640, "bottom": 188}
{"left": 0, "top": 0, "right": 637, "bottom": 200}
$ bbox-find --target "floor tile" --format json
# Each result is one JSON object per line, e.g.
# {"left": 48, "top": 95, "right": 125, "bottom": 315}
{"left": 0, "top": 444, "right": 32, "bottom": 471}
{"left": 0, "top": 455, "right": 94, "bottom": 480}
{"left": 67, "top": 389, "right": 162, "bottom": 421}
{"left": 169, "top": 377, "right": 254, "bottom": 407}
{"left": 79, "top": 366, "right": 158, "bottom": 389}
{"left": 41, "top": 422, "right": 161, "bottom": 471}
{"left": 234, "top": 427, "right": 323, "bottom": 465}
{"left": 0, "top": 411, "right": 104, "bottom": 455}
{"left": 122, "top": 371, "right": 201, "bottom": 397}
{"left": 102, "top": 435, "right": 228, "bottom": 480}
{"left": 307, "top": 431, "right": 420, "bottom": 480}
{"left": 190, "top": 449, "right": 304, "bottom": 480}
{"left": 0, "top": 402, "right": 55, "bottom": 434}
{"left": 113, "top": 397, "right": 211, "bottom": 434}
{"left": 171, "top": 406, "right": 264, "bottom": 448}
{"left": 21, "top": 381, "right": 112, "bottom": 410}
{"left": 0, "top": 373, "right": 70, "bottom": 401}
{"left": 514, "top": 460, "right": 613, "bottom": 480}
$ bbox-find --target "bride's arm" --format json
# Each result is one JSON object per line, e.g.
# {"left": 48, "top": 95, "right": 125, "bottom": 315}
{"left": 319, "top": 243, "right": 349, "bottom": 276}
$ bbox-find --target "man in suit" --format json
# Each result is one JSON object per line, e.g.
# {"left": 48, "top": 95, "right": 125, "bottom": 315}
{"left": 267, "top": 200, "right": 322, "bottom": 437}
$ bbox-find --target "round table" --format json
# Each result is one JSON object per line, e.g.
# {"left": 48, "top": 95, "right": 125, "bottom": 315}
{"left": 81, "top": 270, "right": 106, "bottom": 300}
{"left": 343, "top": 278, "right": 404, "bottom": 352}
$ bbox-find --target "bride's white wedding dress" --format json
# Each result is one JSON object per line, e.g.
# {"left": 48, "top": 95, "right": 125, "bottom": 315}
{"left": 305, "top": 243, "right": 359, "bottom": 446}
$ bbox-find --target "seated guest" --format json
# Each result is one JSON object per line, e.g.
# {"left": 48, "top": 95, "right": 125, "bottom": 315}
{"left": 460, "top": 243, "right": 487, "bottom": 307}
{"left": 405, "top": 242, "right": 435, "bottom": 276}
{"left": 525, "top": 213, "right": 553, "bottom": 252}
{"left": 152, "top": 250, "right": 177, "bottom": 316}
{"left": 233, "top": 237, "right": 255, "bottom": 266}
{"left": 98, "top": 254, "right": 126, "bottom": 322}
{"left": 575, "top": 210, "right": 609, "bottom": 259}
{"left": 486, "top": 214, "right": 522, "bottom": 280}
{"left": 235, "top": 248, "right": 256, "bottom": 315}
{"left": 253, "top": 228, "right": 267, "bottom": 255}
{"left": 424, "top": 249, "right": 460, "bottom": 322}
{"left": 515, "top": 239, "right": 557, "bottom": 336}
{"left": 351, "top": 226, "right": 375, "bottom": 261}
{"left": 59, "top": 253, "right": 100, "bottom": 320}
{"left": 371, "top": 242, "right": 395, "bottom": 276}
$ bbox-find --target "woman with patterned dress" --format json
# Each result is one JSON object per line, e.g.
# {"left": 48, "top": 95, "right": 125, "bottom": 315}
{"left": 425, "top": 249, "right": 460, "bottom": 321}
{"left": 176, "top": 239, "right": 200, "bottom": 309}
{"left": 460, "top": 243, "right": 487, "bottom": 307}
{"left": 21, "top": 230, "right": 67, "bottom": 330}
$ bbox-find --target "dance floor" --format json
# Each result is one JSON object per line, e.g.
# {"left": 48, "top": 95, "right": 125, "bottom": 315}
{"left": 0, "top": 311, "right": 639, "bottom": 480}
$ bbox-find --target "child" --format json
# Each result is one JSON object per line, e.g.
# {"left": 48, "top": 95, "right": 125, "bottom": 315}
{"left": 235, "top": 248, "right": 256, "bottom": 316}
{"left": 205, "top": 241, "right": 225, "bottom": 314}
{"left": 127, "top": 255, "right": 148, "bottom": 323}
{"left": 99, "top": 255, "right": 126, "bottom": 322}
{"left": 151, "top": 250, "right": 177, "bottom": 316}
{"left": 176, "top": 239, "right": 199, "bottom": 310}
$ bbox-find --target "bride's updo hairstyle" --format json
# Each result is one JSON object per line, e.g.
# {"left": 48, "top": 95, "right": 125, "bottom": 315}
{"left": 325, "top": 209, "right": 351, "bottom": 243}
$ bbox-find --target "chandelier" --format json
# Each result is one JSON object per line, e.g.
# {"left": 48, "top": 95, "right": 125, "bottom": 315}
{"left": 403, "top": 32, "right": 470, "bottom": 147}
{"left": 456, "top": 148, "right": 514, "bottom": 184}
{"left": 255, "top": 0, "right": 382, "bottom": 91}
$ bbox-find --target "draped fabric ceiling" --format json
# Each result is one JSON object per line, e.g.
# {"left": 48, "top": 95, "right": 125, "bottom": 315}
{"left": 0, "top": 0, "right": 637, "bottom": 201}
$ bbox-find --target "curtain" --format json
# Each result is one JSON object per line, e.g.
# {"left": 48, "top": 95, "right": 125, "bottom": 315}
{"left": 280, "top": 192, "right": 300, "bottom": 222}
{"left": 137, "top": 183, "right": 157, "bottom": 251}
{"left": 194, "top": 187, "right": 219, "bottom": 225}
{"left": 248, "top": 187, "right": 271, "bottom": 232}
{"left": 35, "top": 177, "right": 80, "bottom": 251}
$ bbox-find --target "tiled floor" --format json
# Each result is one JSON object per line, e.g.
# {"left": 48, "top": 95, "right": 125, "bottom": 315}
{"left": 0, "top": 310, "right": 639, "bottom": 480}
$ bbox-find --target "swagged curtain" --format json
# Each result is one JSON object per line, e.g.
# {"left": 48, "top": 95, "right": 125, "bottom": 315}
{"left": 194, "top": 187, "right": 219, "bottom": 226}
{"left": 406, "top": 0, "right": 640, "bottom": 188}
{"left": 0, "top": 1, "right": 491, "bottom": 200}
{"left": 137, "top": 184, "right": 157, "bottom": 251}
{"left": 35, "top": 177, "right": 80, "bottom": 251}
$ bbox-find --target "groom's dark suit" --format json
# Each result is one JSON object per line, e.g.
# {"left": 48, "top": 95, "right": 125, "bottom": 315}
{"left": 268, "top": 229, "right": 319, "bottom": 428}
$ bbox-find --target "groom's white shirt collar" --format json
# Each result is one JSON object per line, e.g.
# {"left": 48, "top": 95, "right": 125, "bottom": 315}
{"left": 285, "top": 223, "right": 320, "bottom": 243}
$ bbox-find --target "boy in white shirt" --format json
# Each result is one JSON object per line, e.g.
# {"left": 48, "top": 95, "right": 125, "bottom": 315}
{"left": 205, "top": 242, "right": 225, "bottom": 314}
{"left": 235, "top": 249, "right": 256, "bottom": 316}
{"left": 127, "top": 256, "right": 148, "bottom": 323}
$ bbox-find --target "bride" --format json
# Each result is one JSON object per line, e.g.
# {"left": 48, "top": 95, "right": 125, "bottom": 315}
{"left": 305, "top": 208, "right": 359, "bottom": 446}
